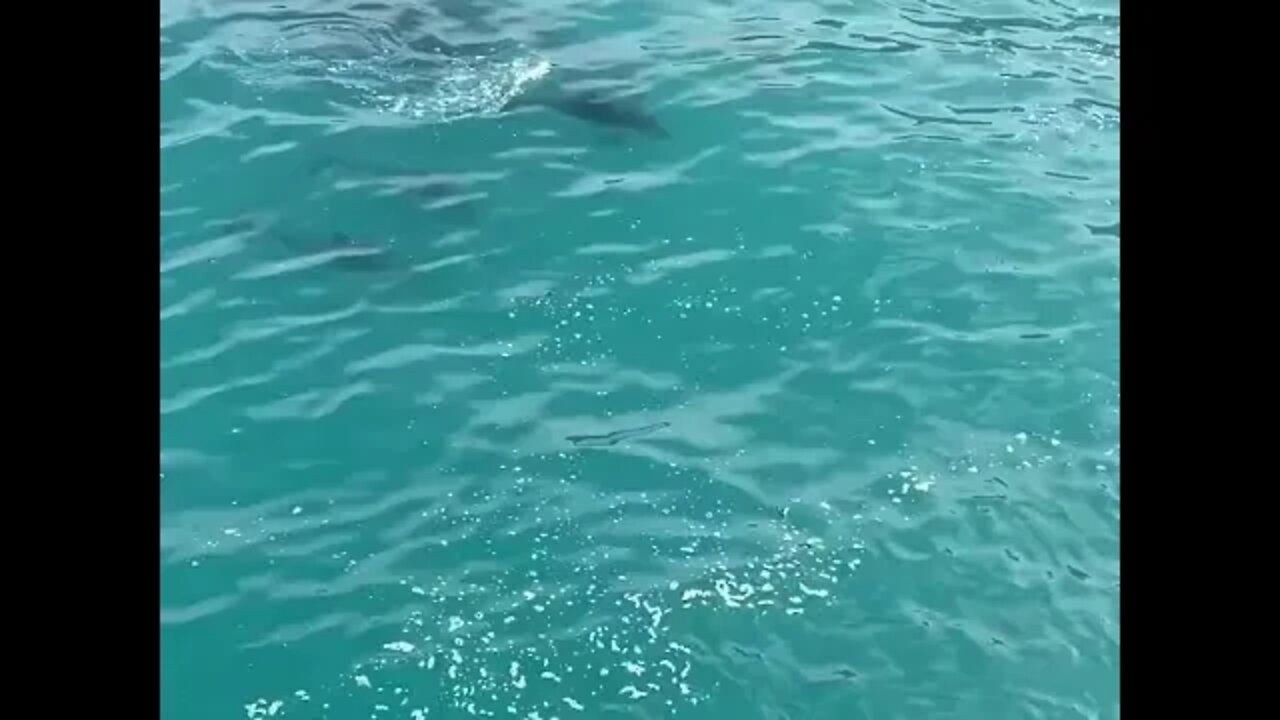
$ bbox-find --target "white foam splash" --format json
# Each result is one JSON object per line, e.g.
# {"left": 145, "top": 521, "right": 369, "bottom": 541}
{"left": 369, "top": 53, "right": 551, "bottom": 125}
{"left": 225, "top": 28, "right": 552, "bottom": 126}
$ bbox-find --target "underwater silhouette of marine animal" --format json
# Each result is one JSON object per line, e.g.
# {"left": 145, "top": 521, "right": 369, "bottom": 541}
{"left": 272, "top": 229, "right": 398, "bottom": 273}
{"left": 566, "top": 421, "right": 672, "bottom": 447}
{"left": 392, "top": 19, "right": 670, "bottom": 137}
{"left": 504, "top": 87, "right": 670, "bottom": 138}
{"left": 321, "top": 233, "right": 397, "bottom": 272}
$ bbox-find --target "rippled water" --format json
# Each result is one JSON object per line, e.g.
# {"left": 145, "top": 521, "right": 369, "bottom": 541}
{"left": 160, "top": 1, "right": 1119, "bottom": 718}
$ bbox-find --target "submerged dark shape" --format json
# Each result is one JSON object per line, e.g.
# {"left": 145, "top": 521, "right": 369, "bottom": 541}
{"left": 566, "top": 421, "right": 672, "bottom": 447}
{"left": 544, "top": 92, "right": 670, "bottom": 138}
{"left": 505, "top": 88, "right": 670, "bottom": 139}
{"left": 323, "top": 232, "right": 397, "bottom": 272}
{"left": 274, "top": 230, "right": 396, "bottom": 273}
{"left": 380, "top": 15, "right": 670, "bottom": 138}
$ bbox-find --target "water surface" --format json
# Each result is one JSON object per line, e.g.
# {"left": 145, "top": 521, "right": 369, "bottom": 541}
{"left": 160, "top": 1, "right": 1120, "bottom": 718}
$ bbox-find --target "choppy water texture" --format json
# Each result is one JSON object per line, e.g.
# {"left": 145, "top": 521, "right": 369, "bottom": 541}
{"left": 161, "top": 1, "right": 1119, "bottom": 719}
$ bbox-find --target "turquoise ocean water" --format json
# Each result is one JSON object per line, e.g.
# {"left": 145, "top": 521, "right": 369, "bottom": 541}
{"left": 160, "top": 1, "right": 1119, "bottom": 718}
